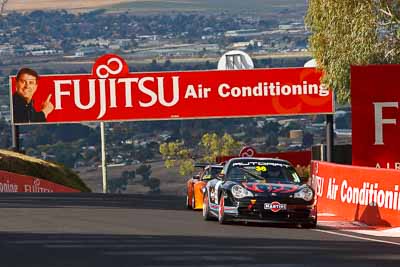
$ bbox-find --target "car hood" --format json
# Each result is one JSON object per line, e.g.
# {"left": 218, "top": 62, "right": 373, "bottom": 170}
{"left": 241, "top": 182, "right": 301, "bottom": 194}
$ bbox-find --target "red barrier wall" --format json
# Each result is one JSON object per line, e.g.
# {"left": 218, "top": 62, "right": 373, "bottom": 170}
{"left": 311, "top": 161, "right": 400, "bottom": 226}
{"left": 0, "top": 170, "right": 80, "bottom": 193}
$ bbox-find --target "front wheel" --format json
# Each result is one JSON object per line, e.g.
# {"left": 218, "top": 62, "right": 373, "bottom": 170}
{"left": 302, "top": 219, "right": 317, "bottom": 229}
{"left": 218, "top": 192, "right": 227, "bottom": 224}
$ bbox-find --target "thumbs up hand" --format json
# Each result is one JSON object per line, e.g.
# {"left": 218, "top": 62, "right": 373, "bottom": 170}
{"left": 41, "top": 94, "right": 54, "bottom": 118}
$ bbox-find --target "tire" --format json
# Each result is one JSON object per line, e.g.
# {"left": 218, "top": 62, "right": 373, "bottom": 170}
{"left": 191, "top": 193, "right": 196, "bottom": 209}
{"left": 202, "top": 192, "right": 213, "bottom": 220}
{"left": 185, "top": 192, "right": 190, "bottom": 209}
{"left": 302, "top": 214, "right": 317, "bottom": 229}
{"left": 301, "top": 220, "right": 317, "bottom": 229}
{"left": 218, "top": 192, "right": 227, "bottom": 224}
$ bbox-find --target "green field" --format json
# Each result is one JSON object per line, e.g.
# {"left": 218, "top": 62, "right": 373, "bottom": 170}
{"left": 107, "top": 0, "right": 307, "bottom": 16}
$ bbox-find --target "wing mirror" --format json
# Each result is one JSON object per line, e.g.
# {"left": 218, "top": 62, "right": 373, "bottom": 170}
{"left": 203, "top": 174, "right": 211, "bottom": 180}
{"left": 217, "top": 173, "right": 225, "bottom": 180}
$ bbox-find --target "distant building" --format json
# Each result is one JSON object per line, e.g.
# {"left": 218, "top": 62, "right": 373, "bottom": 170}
{"left": 278, "top": 22, "right": 304, "bottom": 31}
{"left": 289, "top": 130, "right": 304, "bottom": 140}
{"left": 136, "top": 35, "right": 158, "bottom": 41}
{"left": 30, "top": 49, "right": 61, "bottom": 56}
{"left": 23, "top": 44, "right": 46, "bottom": 51}
{"left": 0, "top": 44, "right": 14, "bottom": 55}
{"left": 225, "top": 29, "right": 264, "bottom": 38}
{"left": 79, "top": 38, "right": 110, "bottom": 47}
{"left": 74, "top": 47, "right": 108, "bottom": 57}
{"left": 0, "top": 111, "right": 11, "bottom": 122}
{"left": 230, "top": 41, "right": 251, "bottom": 49}
{"left": 132, "top": 44, "right": 219, "bottom": 58}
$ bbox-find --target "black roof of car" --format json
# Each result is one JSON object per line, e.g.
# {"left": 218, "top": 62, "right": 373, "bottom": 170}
{"left": 226, "top": 157, "right": 292, "bottom": 166}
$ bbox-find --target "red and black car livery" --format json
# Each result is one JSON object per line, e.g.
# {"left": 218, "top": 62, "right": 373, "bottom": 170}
{"left": 202, "top": 157, "right": 317, "bottom": 228}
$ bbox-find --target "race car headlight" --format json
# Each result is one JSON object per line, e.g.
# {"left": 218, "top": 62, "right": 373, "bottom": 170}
{"left": 231, "top": 185, "right": 254, "bottom": 199}
{"left": 294, "top": 187, "right": 314, "bottom": 201}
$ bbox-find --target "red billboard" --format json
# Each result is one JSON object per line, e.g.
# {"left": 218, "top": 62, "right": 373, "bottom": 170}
{"left": 352, "top": 65, "right": 400, "bottom": 169}
{"left": 0, "top": 170, "right": 80, "bottom": 193}
{"left": 10, "top": 54, "right": 334, "bottom": 125}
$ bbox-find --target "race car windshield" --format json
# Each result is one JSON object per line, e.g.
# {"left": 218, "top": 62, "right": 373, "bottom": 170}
{"left": 210, "top": 167, "right": 223, "bottom": 179}
{"left": 227, "top": 163, "right": 301, "bottom": 184}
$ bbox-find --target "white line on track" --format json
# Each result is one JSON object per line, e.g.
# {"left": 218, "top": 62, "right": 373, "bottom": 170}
{"left": 313, "top": 229, "right": 400, "bottom": 246}
{"left": 349, "top": 228, "right": 400, "bottom": 237}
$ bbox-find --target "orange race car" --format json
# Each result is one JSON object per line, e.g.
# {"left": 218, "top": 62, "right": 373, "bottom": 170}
{"left": 185, "top": 164, "right": 223, "bottom": 210}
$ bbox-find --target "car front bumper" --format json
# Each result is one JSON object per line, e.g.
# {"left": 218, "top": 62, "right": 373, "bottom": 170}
{"left": 223, "top": 198, "right": 317, "bottom": 224}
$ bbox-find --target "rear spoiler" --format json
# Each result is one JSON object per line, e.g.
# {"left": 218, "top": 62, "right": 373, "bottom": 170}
{"left": 194, "top": 163, "right": 210, "bottom": 168}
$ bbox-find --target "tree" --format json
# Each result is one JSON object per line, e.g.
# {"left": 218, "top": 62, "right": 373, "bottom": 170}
{"left": 159, "top": 140, "right": 194, "bottom": 176}
{"left": 0, "top": 119, "right": 11, "bottom": 148}
{"left": 121, "top": 170, "right": 135, "bottom": 180}
{"left": 136, "top": 164, "right": 152, "bottom": 182}
{"left": 199, "top": 133, "right": 241, "bottom": 164}
{"left": 0, "top": 0, "right": 8, "bottom": 16}
{"left": 378, "top": 1, "right": 400, "bottom": 60}
{"left": 302, "top": 132, "right": 314, "bottom": 148}
{"left": 305, "top": 1, "right": 400, "bottom": 103}
{"left": 148, "top": 177, "right": 160, "bottom": 193}
{"left": 163, "top": 59, "right": 172, "bottom": 70}
{"left": 108, "top": 170, "right": 136, "bottom": 193}
{"left": 263, "top": 121, "right": 281, "bottom": 133}
{"left": 60, "top": 39, "right": 75, "bottom": 53}
{"left": 264, "top": 133, "right": 279, "bottom": 149}
{"left": 159, "top": 133, "right": 241, "bottom": 176}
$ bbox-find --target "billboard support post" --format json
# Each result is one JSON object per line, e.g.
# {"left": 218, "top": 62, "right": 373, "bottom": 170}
{"left": 303, "top": 59, "right": 334, "bottom": 163}
{"left": 100, "top": 122, "right": 107, "bottom": 193}
{"left": 326, "top": 114, "right": 334, "bottom": 162}
{"left": 11, "top": 124, "right": 20, "bottom": 152}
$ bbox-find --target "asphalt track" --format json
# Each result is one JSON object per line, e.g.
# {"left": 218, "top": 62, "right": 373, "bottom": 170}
{"left": 0, "top": 193, "right": 399, "bottom": 267}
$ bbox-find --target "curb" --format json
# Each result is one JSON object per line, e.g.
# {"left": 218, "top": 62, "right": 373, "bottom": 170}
{"left": 317, "top": 216, "right": 400, "bottom": 237}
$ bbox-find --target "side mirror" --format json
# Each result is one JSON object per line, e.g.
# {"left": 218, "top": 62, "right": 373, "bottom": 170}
{"left": 217, "top": 173, "right": 225, "bottom": 180}
{"left": 203, "top": 174, "right": 211, "bottom": 180}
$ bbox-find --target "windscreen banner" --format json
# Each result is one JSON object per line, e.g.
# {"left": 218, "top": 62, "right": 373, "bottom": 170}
{"left": 0, "top": 170, "right": 80, "bottom": 193}
{"left": 217, "top": 148, "right": 311, "bottom": 167}
{"left": 352, "top": 65, "right": 400, "bottom": 169}
{"left": 10, "top": 54, "right": 334, "bottom": 125}
{"left": 311, "top": 160, "right": 400, "bottom": 227}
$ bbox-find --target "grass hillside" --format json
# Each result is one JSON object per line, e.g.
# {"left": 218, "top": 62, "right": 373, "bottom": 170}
{"left": 0, "top": 149, "right": 91, "bottom": 192}
{"left": 109, "top": 0, "right": 307, "bottom": 15}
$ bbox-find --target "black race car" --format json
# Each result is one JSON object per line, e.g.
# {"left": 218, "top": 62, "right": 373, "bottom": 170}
{"left": 202, "top": 157, "right": 317, "bottom": 228}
